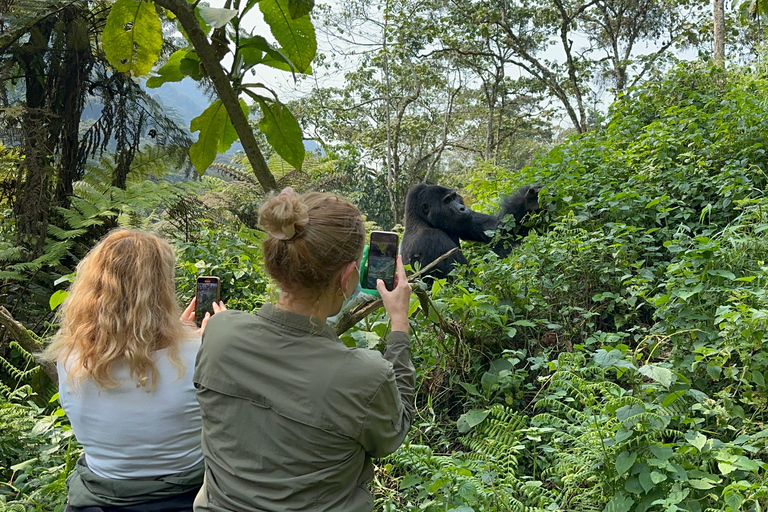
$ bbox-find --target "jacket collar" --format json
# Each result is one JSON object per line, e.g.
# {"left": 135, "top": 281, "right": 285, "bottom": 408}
{"left": 256, "top": 303, "right": 340, "bottom": 342}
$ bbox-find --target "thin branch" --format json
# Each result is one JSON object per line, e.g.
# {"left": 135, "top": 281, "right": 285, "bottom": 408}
{"left": 152, "top": 0, "right": 277, "bottom": 192}
{"left": 332, "top": 247, "right": 461, "bottom": 335}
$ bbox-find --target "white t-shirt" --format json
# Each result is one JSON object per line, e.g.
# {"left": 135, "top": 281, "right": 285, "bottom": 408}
{"left": 58, "top": 338, "right": 203, "bottom": 479}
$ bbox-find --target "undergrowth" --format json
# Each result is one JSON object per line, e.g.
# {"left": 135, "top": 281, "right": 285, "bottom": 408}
{"left": 4, "top": 61, "right": 768, "bottom": 512}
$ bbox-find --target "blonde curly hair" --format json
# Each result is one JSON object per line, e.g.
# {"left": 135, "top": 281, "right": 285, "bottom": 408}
{"left": 44, "top": 229, "right": 191, "bottom": 391}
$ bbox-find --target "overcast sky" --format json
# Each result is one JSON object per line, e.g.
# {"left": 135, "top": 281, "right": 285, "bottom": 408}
{"left": 203, "top": 0, "right": 341, "bottom": 101}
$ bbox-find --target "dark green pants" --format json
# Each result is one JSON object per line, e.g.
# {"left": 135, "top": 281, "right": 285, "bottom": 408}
{"left": 66, "top": 455, "right": 204, "bottom": 511}
{"left": 66, "top": 487, "right": 198, "bottom": 512}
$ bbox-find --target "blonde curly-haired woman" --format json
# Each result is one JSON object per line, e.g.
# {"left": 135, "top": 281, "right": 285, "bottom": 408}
{"left": 44, "top": 229, "right": 224, "bottom": 512}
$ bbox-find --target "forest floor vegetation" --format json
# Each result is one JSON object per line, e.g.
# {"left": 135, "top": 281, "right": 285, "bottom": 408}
{"left": 4, "top": 61, "right": 768, "bottom": 512}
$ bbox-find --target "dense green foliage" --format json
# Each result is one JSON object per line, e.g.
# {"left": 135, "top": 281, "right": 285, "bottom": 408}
{"left": 370, "top": 61, "right": 768, "bottom": 510}
{"left": 0, "top": 388, "right": 73, "bottom": 512}
{"left": 5, "top": 55, "right": 768, "bottom": 512}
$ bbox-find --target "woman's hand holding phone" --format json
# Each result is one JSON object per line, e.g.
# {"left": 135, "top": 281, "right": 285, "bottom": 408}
{"left": 377, "top": 255, "right": 411, "bottom": 333}
{"left": 181, "top": 297, "right": 227, "bottom": 334}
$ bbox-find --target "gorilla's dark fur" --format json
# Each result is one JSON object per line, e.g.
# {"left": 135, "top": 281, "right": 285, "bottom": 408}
{"left": 400, "top": 184, "right": 543, "bottom": 279}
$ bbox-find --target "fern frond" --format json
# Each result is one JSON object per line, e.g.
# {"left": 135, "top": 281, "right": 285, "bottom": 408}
{"left": 0, "top": 356, "right": 41, "bottom": 383}
{"left": 47, "top": 224, "right": 88, "bottom": 242}
{"left": 534, "top": 398, "right": 591, "bottom": 423}
{"left": 9, "top": 342, "right": 36, "bottom": 366}
{"left": 0, "top": 246, "right": 23, "bottom": 263}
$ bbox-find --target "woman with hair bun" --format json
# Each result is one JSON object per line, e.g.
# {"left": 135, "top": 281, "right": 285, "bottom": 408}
{"left": 194, "top": 188, "right": 415, "bottom": 512}
{"left": 45, "top": 228, "right": 224, "bottom": 512}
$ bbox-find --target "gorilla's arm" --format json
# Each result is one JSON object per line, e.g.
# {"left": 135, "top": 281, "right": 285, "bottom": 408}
{"left": 401, "top": 227, "right": 468, "bottom": 280}
{"left": 453, "top": 186, "right": 542, "bottom": 244}
{"left": 451, "top": 211, "right": 498, "bottom": 243}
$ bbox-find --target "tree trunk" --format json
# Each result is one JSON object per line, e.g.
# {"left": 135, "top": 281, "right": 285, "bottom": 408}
{"left": 15, "top": 21, "right": 55, "bottom": 255}
{"left": 153, "top": 0, "right": 278, "bottom": 192}
{"left": 713, "top": 0, "right": 725, "bottom": 63}
{"left": 54, "top": 8, "right": 92, "bottom": 207}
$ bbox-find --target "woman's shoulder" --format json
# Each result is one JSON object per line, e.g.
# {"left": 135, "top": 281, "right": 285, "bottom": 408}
{"left": 177, "top": 336, "right": 202, "bottom": 360}
{"left": 337, "top": 344, "right": 392, "bottom": 384}
{"left": 208, "top": 308, "right": 258, "bottom": 327}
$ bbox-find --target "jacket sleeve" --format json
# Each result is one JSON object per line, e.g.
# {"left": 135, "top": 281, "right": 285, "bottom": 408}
{"left": 357, "top": 331, "right": 416, "bottom": 458}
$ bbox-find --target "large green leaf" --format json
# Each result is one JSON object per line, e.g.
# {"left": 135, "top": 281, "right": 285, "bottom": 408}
{"left": 685, "top": 431, "right": 707, "bottom": 451}
{"left": 179, "top": 52, "right": 203, "bottom": 80}
{"left": 220, "top": 100, "right": 248, "bottom": 153}
{"left": 102, "top": 0, "right": 163, "bottom": 76}
{"left": 638, "top": 364, "right": 674, "bottom": 388}
{"left": 255, "top": 97, "right": 305, "bottom": 170}
{"left": 189, "top": 99, "right": 248, "bottom": 174}
{"left": 288, "top": 0, "right": 314, "bottom": 19}
{"left": 49, "top": 290, "right": 68, "bottom": 311}
{"left": 259, "top": 0, "right": 316, "bottom": 74}
{"left": 240, "top": 35, "right": 295, "bottom": 75}
{"left": 615, "top": 451, "right": 636, "bottom": 476}
{"left": 146, "top": 49, "right": 188, "bottom": 88}
{"left": 456, "top": 409, "right": 490, "bottom": 434}
{"left": 603, "top": 492, "right": 633, "bottom": 512}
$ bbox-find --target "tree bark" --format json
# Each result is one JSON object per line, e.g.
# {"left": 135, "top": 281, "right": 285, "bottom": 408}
{"left": 54, "top": 6, "right": 92, "bottom": 207}
{"left": 713, "top": 0, "right": 725, "bottom": 63}
{"left": 153, "top": 0, "right": 278, "bottom": 192}
{"left": 15, "top": 21, "right": 55, "bottom": 256}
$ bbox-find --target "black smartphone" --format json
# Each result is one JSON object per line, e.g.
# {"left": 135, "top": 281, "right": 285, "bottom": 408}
{"left": 195, "top": 276, "right": 221, "bottom": 326}
{"left": 365, "top": 231, "right": 399, "bottom": 291}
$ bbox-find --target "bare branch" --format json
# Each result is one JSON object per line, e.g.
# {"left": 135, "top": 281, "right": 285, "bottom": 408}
{"left": 332, "top": 247, "right": 461, "bottom": 335}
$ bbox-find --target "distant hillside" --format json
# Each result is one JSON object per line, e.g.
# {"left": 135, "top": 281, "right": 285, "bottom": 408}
{"left": 147, "top": 78, "right": 212, "bottom": 128}
{"left": 81, "top": 77, "right": 209, "bottom": 132}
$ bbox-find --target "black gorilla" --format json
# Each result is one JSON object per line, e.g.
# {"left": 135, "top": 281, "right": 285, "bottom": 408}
{"left": 400, "top": 184, "right": 543, "bottom": 279}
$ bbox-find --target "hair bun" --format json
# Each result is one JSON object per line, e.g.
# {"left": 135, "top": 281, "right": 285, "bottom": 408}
{"left": 258, "top": 187, "right": 309, "bottom": 241}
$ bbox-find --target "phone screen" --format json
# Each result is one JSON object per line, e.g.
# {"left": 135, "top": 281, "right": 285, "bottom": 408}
{"left": 366, "top": 231, "right": 399, "bottom": 291}
{"left": 195, "top": 277, "right": 220, "bottom": 326}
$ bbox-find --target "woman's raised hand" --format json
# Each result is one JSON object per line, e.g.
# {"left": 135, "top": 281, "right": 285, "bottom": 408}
{"left": 377, "top": 255, "right": 412, "bottom": 333}
{"left": 181, "top": 297, "right": 227, "bottom": 334}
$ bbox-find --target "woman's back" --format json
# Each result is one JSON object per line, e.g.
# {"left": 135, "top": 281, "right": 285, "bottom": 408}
{"left": 44, "top": 229, "right": 216, "bottom": 512}
{"left": 59, "top": 338, "right": 203, "bottom": 479}
{"left": 195, "top": 307, "right": 413, "bottom": 512}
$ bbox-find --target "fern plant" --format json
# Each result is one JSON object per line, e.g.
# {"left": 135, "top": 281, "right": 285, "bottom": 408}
{"left": 0, "top": 342, "right": 56, "bottom": 407}
{"left": 380, "top": 404, "right": 560, "bottom": 511}
{"left": 0, "top": 387, "right": 78, "bottom": 512}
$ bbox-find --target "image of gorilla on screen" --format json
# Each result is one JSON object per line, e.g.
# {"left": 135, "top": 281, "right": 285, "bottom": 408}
{"left": 195, "top": 278, "right": 220, "bottom": 326}
{"left": 365, "top": 232, "right": 398, "bottom": 290}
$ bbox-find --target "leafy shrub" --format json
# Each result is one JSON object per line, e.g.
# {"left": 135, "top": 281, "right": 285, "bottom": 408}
{"left": 373, "top": 61, "right": 768, "bottom": 511}
{"left": 175, "top": 223, "right": 271, "bottom": 312}
{"left": 0, "top": 388, "right": 76, "bottom": 512}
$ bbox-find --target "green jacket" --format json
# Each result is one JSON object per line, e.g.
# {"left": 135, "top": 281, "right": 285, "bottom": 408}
{"left": 67, "top": 454, "right": 203, "bottom": 508}
{"left": 193, "top": 304, "right": 415, "bottom": 512}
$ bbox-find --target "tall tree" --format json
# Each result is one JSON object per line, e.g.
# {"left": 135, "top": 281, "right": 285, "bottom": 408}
{"left": 714, "top": 0, "right": 726, "bottom": 61}
{"left": 440, "top": 0, "right": 709, "bottom": 132}
{"left": 296, "top": 57, "right": 461, "bottom": 224}
{"left": 0, "top": 0, "right": 190, "bottom": 253}
{"left": 105, "top": 0, "right": 319, "bottom": 191}
{"left": 299, "top": 0, "right": 468, "bottom": 224}
{"left": 433, "top": 17, "right": 553, "bottom": 164}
